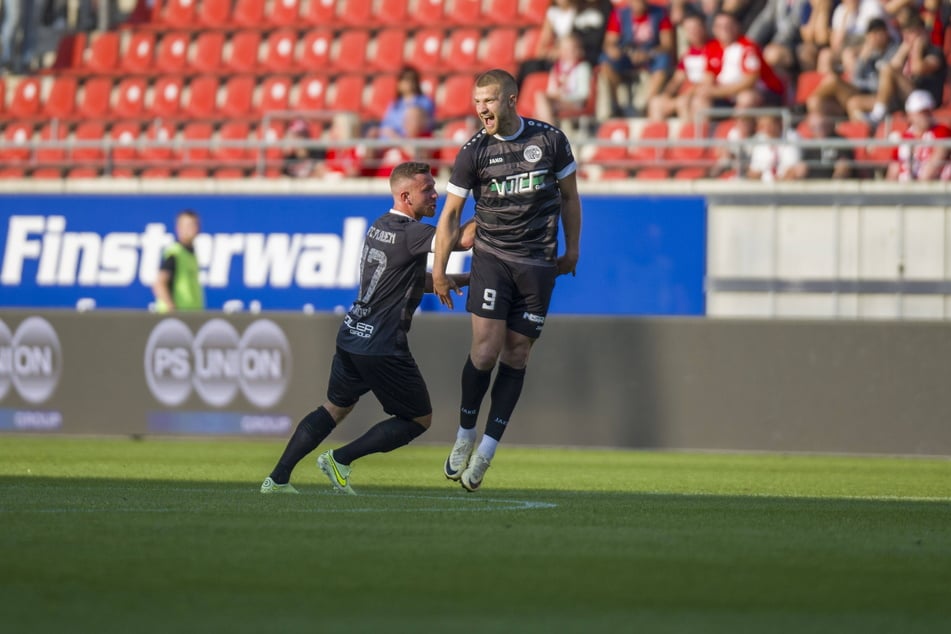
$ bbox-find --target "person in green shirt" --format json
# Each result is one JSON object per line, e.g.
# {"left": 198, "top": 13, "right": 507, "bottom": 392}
{"left": 152, "top": 209, "right": 204, "bottom": 313}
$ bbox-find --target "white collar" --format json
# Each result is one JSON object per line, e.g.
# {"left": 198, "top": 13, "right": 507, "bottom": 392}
{"left": 388, "top": 208, "right": 416, "bottom": 221}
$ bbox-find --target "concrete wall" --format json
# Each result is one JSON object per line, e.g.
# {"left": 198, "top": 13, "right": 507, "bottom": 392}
{"left": 2, "top": 310, "right": 948, "bottom": 455}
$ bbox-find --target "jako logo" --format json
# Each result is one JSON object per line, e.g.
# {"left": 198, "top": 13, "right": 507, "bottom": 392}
{"left": 0, "top": 317, "right": 62, "bottom": 404}
{"left": 144, "top": 318, "right": 291, "bottom": 409}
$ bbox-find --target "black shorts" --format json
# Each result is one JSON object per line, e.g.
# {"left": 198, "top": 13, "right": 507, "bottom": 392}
{"left": 327, "top": 347, "right": 432, "bottom": 420}
{"left": 466, "top": 249, "right": 557, "bottom": 339}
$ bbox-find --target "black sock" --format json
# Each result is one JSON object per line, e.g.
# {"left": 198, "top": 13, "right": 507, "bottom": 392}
{"left": 460, "top": 355, "right": 492, "bottom": 429}
{"left": 332, "top": 417, "right": 426, "bottom": 465}
{"left": 484, "top": 363, "right": 526, "bottom": 441}
{"left": 269, "top": 406, "right": 336, "bottom": 484}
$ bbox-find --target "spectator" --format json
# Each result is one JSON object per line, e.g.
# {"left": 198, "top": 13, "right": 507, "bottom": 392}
{"left": 375, "top": 104, "right": 435, "bottom": 178}
{"left": 647, "top": 10, "right": 710, "bottom": 121}
{"left": 573, "top": 0, "right": 614, "bottom": 67}
{"left": 316, "top": 112, "right": 367, "bottom": 180}
{"left": 599, "top": 0, "right": 675, "bottom": 116}
{"left": 887, "top": 89, "right": 951, "bottom": 181}
{"left": 516, "top": 0, "right": 578, "bottom": 87}
{"left": 746, "top": 0, "right": 829, "bottom": 77}
{"left": 864, "top": 7, "right": 946, "bottom": 125}
{"left": 1, "top": 0, "right": 44, "bottom": 73}
{"left": 795, "top": 110, "right": 855, "bottom": 178}
{"left": 710, "top": 112, "right": 757, "bottom": 178}
{"left": 819, "top": 0, "right": 888, "bottom": 75}
{"left": 535, "top": 33, "right": 593, "bottom": 126}
{"left": 689, "top": 11, "right": 785, "bottom": 120}
{"left": 746, "top": 114, "right": 803, "bottom": 181}
{"left": 378, "top": 67, "right": 435, "bottom": 140}
{"left": 282, "top": 119, "right": 324, "bottom": 178}
{"left": 807, "top": 18, "right": 899, "bottom": 121}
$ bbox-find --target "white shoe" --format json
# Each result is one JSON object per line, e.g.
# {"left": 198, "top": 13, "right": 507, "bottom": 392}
{"left": 260, "top": 476, "right": 299, "bottom": 494}
{"left": 460, "top": 453, "right": 491, "bottom": 492}
{"left": 444, "top": 437, "right": 475, "bottom": 481}
{"left": 317, "top": 450, "right": 356, "bottom": 495}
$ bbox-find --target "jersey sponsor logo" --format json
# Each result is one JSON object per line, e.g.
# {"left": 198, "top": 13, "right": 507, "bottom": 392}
{"left": 489, "top": 169, "right": 548, "bottom": 196}
{"left": 522, "top": 312, "right": 546, "bottom": 325}
{"left": 523, "top": 145, "right": 543, "bottom": 162}
{"left": 343, "top": 314, "right": 374, "bottom": 339}
{"left": 1, "top": 215, "right": 367, "bottom": 290}
{"left": 0, "top": 317, "right": 62, "bottom": 405}
{"left": 367, "top": 226, "right": 397, "bottom": 245}
{"left": 144, "top": 318, "right": 291, "bottom": 409}
{"left": 488, "top": 156, "right": 504, "bottom": 165}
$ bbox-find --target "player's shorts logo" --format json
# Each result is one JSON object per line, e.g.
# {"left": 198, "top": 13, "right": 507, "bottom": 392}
{"left": 523, "top": 145, "right": 543, "bottom": 163}
{"left": 144, "top": 318, "right": 292, "bottom": 409}
{"left": 0, "top": 317, "right": 62, "bottom": 405}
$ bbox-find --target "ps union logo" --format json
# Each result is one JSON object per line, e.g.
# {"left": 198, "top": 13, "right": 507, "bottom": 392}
{"left": 0, "top": 317, "right": 63, "bottom": 404}
{"left": 144, "top": 318, "right": 291, "bottom": 409}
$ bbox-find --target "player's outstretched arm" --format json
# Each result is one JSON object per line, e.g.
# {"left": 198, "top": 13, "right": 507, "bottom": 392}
{"left": 557, "top": 172, "right": 582, "bottom": 276}
{"left": 433, "top": 193, "right": 466, "bottom": 308}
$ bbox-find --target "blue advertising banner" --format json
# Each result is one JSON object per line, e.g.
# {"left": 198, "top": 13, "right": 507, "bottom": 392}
{"left": 0, "top": 194, "right": 705, "bottom": 315}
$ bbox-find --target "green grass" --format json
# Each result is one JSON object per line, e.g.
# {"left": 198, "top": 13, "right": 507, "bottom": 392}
{"left": 1, "top": 437, "right": 950, "bottom": 634}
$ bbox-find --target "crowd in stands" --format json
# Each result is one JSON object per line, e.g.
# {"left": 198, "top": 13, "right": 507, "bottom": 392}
{"left": 0, "top": 0, "right": 950, "bottom": 181}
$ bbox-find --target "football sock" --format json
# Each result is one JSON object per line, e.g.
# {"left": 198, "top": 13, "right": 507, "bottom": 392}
{"left": 477, "top": 435, "right": 499, "bottom": 461}
{"left": 457, "top": 426, "right": 477, "bottom": 443}
{"left": 484, "top": 362, "right": 526, "bottom": 442}
{"left": 270, "top": 406, "right": 336, "bottom": 484}
{"left": 332, "top": 417, "right": 426, "bottom": 466}
{"left": 460, "top": 355, "right": 492, "bottom": 430}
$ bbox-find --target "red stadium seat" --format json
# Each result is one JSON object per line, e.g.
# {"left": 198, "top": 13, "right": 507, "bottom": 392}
{"left": 113, "top": 77, "right": 148, "bottom": 118}
{"left": 365, "top": 74, "right": 399, "bottom": 120}
{"left": 155, "top": 32, "right": 190, "bottom": 74}
{"left": 214, "top": 121, "right": 253, "bottom": 162}
{"left": 81, "top": 31, "right": 120, "bottom": 74}
{"left": 182, "top": 75, "right": 219, "bottom": 119}
{"left": 445, "top": 0, "right": 484, "bottom": 26}
{"left": 482, "top": 28, "right": 519, "bottom": 74}
{"left": 262, "top": 29, "right": 297, "bottom": 73}
{"left": 44, "top": 76, "right": 78, "bottom": 120}
{"left": 149, "top": 75, "right": 184, "bottom": 118}
{"left": 214, "top": 168, "right": 247, "bottom": 179}
{"left": 198, "top": 0, "right": 232, "bottom": 27}
{"left": 72, "top": 121, "right": 107, "bottom": 162}
{"left": 191, "top": 31, "right": 225, "bottom": 73}
{"left": 667, "top": 121, "right": 713, "bottom": 168}
{"left": 225, "top": 30, "right": 261, "bottom": 73}
{"left": 219, "top": 75, "right": 256, "bottom": 118}
{"left": 141, "top": 120, "right": 178, "bottom": 162}
{"left": 443, "top": 28, "right": 481, "bottom": 72}
{"left": 231, "top": 0, "right": 265, "bottom": 27}
{"left": 518, "top": 27, "right": 543, "bottom": 62}
{"left": 50, "top": 32, "right": 85, "bottom": 70}
{"left": 408, "top": 0, "right": 445, "bottom": 26}
{"left": 294, "top": 75, "right": 328, "bottom": 111}
{"left": 332, "top": 30, "right": 369, "bottom": 73}
{"left": 516, "top": 71, "right": 548, "bottom": 118}
{"left": 140, "top": 167, "right": 175, "bottom": 178}
{"left": 259, "top": 76, "right": 293, "bottom": 113}
{"left": 298, "top": 30, "right": 333, "bottom": 70}
{"left": 368, "top": 28, "right": 408, "bottom": 73}
{"left": 31, "top": 168, "right": 65, "bottom": 179}
{"left": 587, "top": 118, "right": 631, "bottom": 171}
{"left": 9, "top": 77, "right": 42, "bottom": 118}
{"left": 796, "top": 70, "right": 823, "bottom": 105}
{"left": 374, "top": 0, "right": 409, "bottom": 25}
{"left": 836, "top": 120, "right": 871, "bottom": 166}
{"left": 0, "top": 79, "right": 5, "bottom": 116}
{"left": 35, "top": 122, "right": 69, "bottom": 164}
{"left": 177, "top": 167, "right": 210, "bottom": 178}
{"left": 302, "top": 0, "right": 336, "bottom": 25}
{"left": 483, "top": 0, "right": 519, "bottom": 25}
{"left": 519, "top": 0, "right": 551, "bottom": 26}
{"left": 327, "top": 74, "right": 365, "bottom": 113}
{"left": 437, "top": 72, "right": 477, "bottom": 120}
{"left": 437, "top": 118, "right": 477, "bottom": 167}
{"left": 268, "top": 0, "right": 300, "bottom": 26}
{"left": 0, "top": 122, "right": 33, "bottom": 162}
{"left": 121, "top": 31, "right": 156, "bottom": 74}
{"left": 110, "top": 121, "right": 142, "bottom": 163}
{"left": 0, "top": 167, "right": 27, "bottom": 179}
{"left": 76, "top": 77, "right": 113, "bottom": 119}
{"left": 337, "top": 0, "right": 373, "bottom": 26}
{"left": 635, "top": 167, "right": 670, "bottom": 179}
{"left": 257, "top": 119, "right": 287, "bottom": 161}
{"left": 181, "top": 121, "right": 214, "bottom": 162}
{"left": 407, "top": 28, "right": 444, "bottom": 72}
{"left": 158, "top": 0, "right": 197, "bottom": 28}
{"left": 630, "top": 120, "right": 669, "bottom": 165}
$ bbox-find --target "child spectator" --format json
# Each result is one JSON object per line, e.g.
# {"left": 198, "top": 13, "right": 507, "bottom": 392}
{"left": 534, "top": 33, "right": 593, "bottom": 126}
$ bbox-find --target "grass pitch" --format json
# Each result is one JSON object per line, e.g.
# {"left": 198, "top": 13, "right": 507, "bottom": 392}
{"left": 1, "top": 437, "right": 950, "bottom": 634}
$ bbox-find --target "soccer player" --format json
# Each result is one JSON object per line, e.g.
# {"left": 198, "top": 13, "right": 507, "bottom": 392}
{"left": 431, "top": 69, "right": 583, "bottom": 492}
{"left": 261, "top": 162, "right": 473, "bottom": 495}
{"left": 152, "top": 209, "right": 204, "bottom": 313}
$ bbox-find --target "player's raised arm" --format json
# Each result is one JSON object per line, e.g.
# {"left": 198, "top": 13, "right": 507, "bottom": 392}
{"left": 433, "top": 192, "right": 467, "bottom": 309}
{"left": 557, "top": 171, "right": 582, "bottom": 276}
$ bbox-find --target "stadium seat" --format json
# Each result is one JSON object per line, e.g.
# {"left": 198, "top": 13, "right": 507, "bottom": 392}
{"left": 327, "top": 74, "right": 365, "bottom": 113}
{"left": 518, "top": 0, "right": 551, "bottom": 26}
{"left": 407, "top": 28, "right": 444, "bottom": 72}
{"left": 225, "top": 30, "right": 262, "bottom": 74}
{"left": 444, "top": 28, "right": 482, "bottom": 72}
{"left": 437, "top": 118, "right": 476, "bottom": 167}
{"left": 835, "top": 120, "right": 871, "bottom": 167}
{"left": 0, "top": 122, "right": 33, "bottom": 162}
{"left": 584, "top": 118, "right": 631, "bottom": 178}
{"left": 435, "top": 72, "right": 475, "bottom": 120}
{"left": 72, "top": 121, "right": 107, "bottom": 163}
{"left": 214, "top": 121, "right": 253, "bottom": 162}
{"left": 365, "top": 74, "right": 399, "bottom": 120}
{"left": 231, "top": 0, "right": 265, "bottom": 27}
{"left": 219, "top": 75, "right": 256, "bottom": 118}
{"left": 141, "top": 120, "right": 178, "bottom": 162}
{"left": 257, "top": 119, "right": 287, "bottom": 161}
{"left": 197, "top": 0, "right": 232, "bottom": 27}
{"left": 113, "top": 77, "right": 148, "bottom": 118}
{"left": 482, "top": 28, "right": 519, "bottom": 74}
{"left": 483, "top": 0, "right": 520, "bottom": 25}
{"left": 121, "top": 31, "right": 156, "bottom": 74}
{"left": 149, "top": 75, "right": 184, "bottom": 118}
{"left": 259, "top": 76, "right": 293, "bottom": 112}
{"left": 673, "top": 167, "right": 709, "bottom": 179}
{"left": 337, "top": 0, "right": 373, "bottom": 26}
{"left": 635, "top": 167, "right": 670, "bottom": 179}
{"left": 333, "top": 30, "right": 370, "bottom": 73}
{"left": 0, "top": 78, "right": 5, "bottom": 116}
{"left": 374, "top": 0, "right": 409, "bottom": 25}
{"left": 298, "top": 30, "right": 333, "bottom": 71}
{"left": 81, "top": 31, "right": 120, "bottom": 74}
{"left": 214, "top": 167, "right": 247, "bottom": 179}
{"left": 181, "top": 122, "right": 214, "bottom": 162}
{"left": 31, "top": 168, "right": 65, "bottom": 179}
{"left": 155, "top": 32, "right": 190, "bottom": 73}
{"left": 518, "top": 27, "right": 543, "bottom": 62}
{"left": 157, "top": 0, "right": 197, "bottom": 28}
{"left": 44, "top": 76, "right": 78, "bottom": 120}
{"left": 268, "top": 0, "right": 300, "bottom": 26}
{"left": 630, "top": 120, "right": 669, "bottom": 165}
{"left": 0, "top": 167, "right": 27, "bottom": 179}
{"left": 109, "top": 121, "right": 142, "bottom": 163}
{"left": 35, "top": 121, "right": 69, "bottom": 164}
{"left": 516, "top": 71, "right": 548, "bottom": 118}
{"left": 302, "top": 0, "right": 336, "bottom": 25}
{"left": 50, "top": 32, "right": 85, "bottom": 70}
{"left": 182, "top": 75, "right": 219, "bottom": 119}
{"left": 294, "top": 75, "right": 327, "bottom": 111}
{"left": 140, "top": 167, "right": 175, "bottom": 178}
{"left": 445, "top": 0, "right": 484, "bottom": 26}
{"left": 368, "top": 28, "right": 408, "bottom": 73}
{"left": 795, "top": 70, "right": 824, "bottom": 105}
{"left": 177, "top": 167, "right": 210, "bottom": 178}
{"left": 9, "top": 77, "right": 42, "bottom": 118}
{"left": 76, "top": 77, "right": 113, "bottom": 119}
{"left": 667, "top": 121, "right": 713, "bottom": 169}
{"left": 262, "top": 29, "right": 297, "bottom": 73}
{"left": 409, "top": 0, "right": 445, "bottom": 26}
{"left": 191, "top": 31, "right": 225, "bottom": 73}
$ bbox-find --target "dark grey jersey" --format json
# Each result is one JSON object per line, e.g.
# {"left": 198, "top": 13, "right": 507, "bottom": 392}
{"left": 337, "top": 211, "right": 435, "bottom": 356}
{"left": 447, "top": 117, "right": 577, "bottom": 264}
